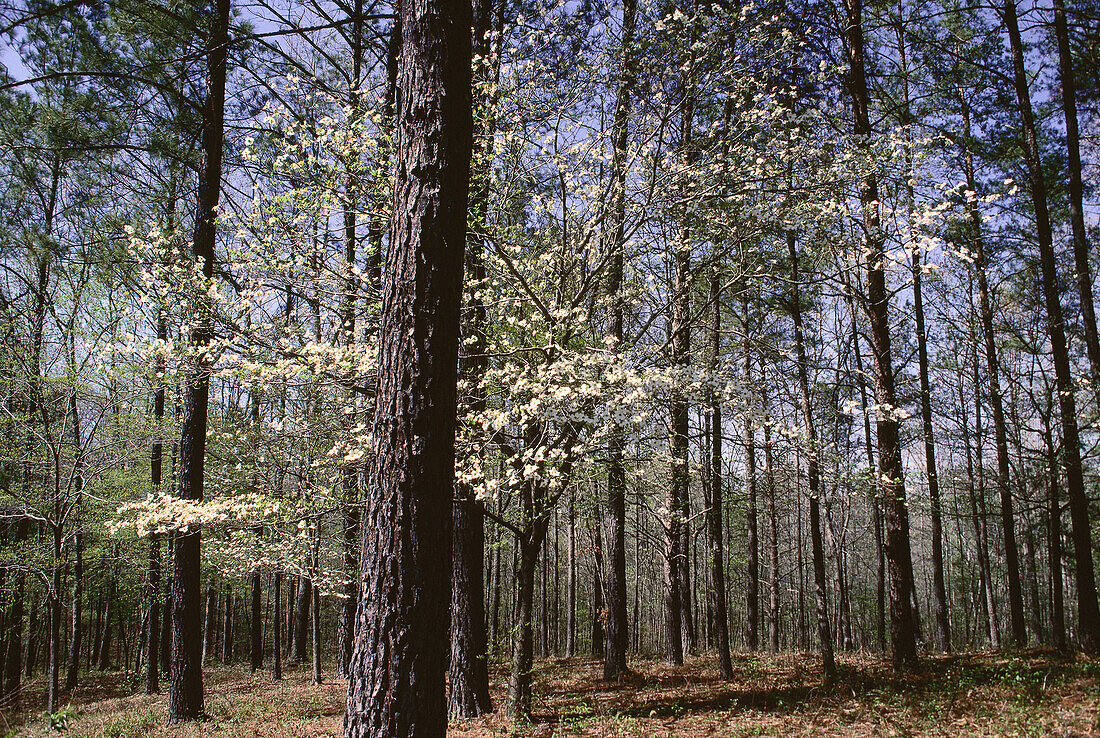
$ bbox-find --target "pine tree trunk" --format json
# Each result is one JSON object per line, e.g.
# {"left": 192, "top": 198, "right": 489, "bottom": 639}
{"left": 342, "top": 0, "right": 472, "bottom": 729}
{"left": 742, "top": 325, "right": 760, "bottom": 654}
{"left": 786, "top": 233, "right": 837, "bottom": 682}
{"left": 844, "top": 0, "right": 917, "bottom": 669}
{"left": 291, "top": 576, "right": 311, "bottom": 664}
{"left": 447, "top": 0, "right": 494, "bottom": 713}
{"left": 912, "top": 251, "right": 950, "bottom": 652}
{"left": 448, "top": 497, "right": 492, "bottom": 718}
{"left": 707, "top": 268, "right": 733, "bottom": 676}
{"left": 1002, "top": 0, "right": 1100, "bottom": 653}
{"left": 272, "top": 570, "right": 282, "bottom": 680}
{"left": 168, "top": 0, "right": 229, "bottom": 721}
{"left": 601, "top": 0, "right": 636, "bottom": 681}
{"left": 1052, "top": 0, "right": 1100, "bottom": 401}
{"left": 250, "top": 569, "right": 262, "bottom": 672}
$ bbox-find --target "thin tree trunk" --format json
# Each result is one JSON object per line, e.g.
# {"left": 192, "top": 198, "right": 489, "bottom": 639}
{"left": 1052, "top": 0, "right": 1100, "bottom": 402}
{"left": 1002, "top": 0, "right": 1100, "bottom": 653}
{"left": 64, "top": 530, "right": 82, "bottom": 693}
{"left": 707, "top": 266, "right": 732, "bottom": 677}
{"left": 962, "top": 91, "right": 1025, "bottom": 646}
{"left": 1043, "top": 416, "right": 1066, "bottom": 653}
{"left": 846, "top": 293, "right": 884, "bottom": 652}
{"left": 591, "top": 513, "right": 605, "bottom": 657}
{"left": 912, "top": 248, "right": 950, "bottom": 652}
{"left": 508, "top": 537, "right": 538, "bottom": 721}
{"left": 272, "top": 570, "right": 282, "bottom": 680}
{"left": 146, "top": 310, "right": 167, "bottom": 694}
{"left": 221, "top": 584, "right": 233, "bottom": 664}
{"left": 761, "top": 370, "right": 780, "bottom": 653}
{"left": 311, "top": 580, "right": 321, "bottom": 685}
{"left": 566, "top": 490, "right": 576, "bottom": 658}
{"left": 964, "top": 341, "right": 1000, "bottom": 647}
{"left": 448, "top": 497, "right": 492, "bottom": 717}
{"left": 786, "top": 232, "right": 837, "bottom": 682}
{"left": 203, "top": 584, "right": 217, "bottom": 663}
{"left": 250, "top": 569, "right": 262, "bottom": 672}
{"left": 291, "top": 576, "right": 311, "bottom": 664}
{"left": 742, "top": 317, "right": 761, "bottom": 654}
{"left": 448, "top": 0, "right": 494, "bottom": 714}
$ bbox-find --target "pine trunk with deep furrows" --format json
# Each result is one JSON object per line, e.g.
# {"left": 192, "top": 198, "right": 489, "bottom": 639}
{"left": 342, "top": 0, "right": 472, "bottom": 731}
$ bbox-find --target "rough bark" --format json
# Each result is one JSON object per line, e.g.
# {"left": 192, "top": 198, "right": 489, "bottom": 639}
{"left": 290, "top": 576, "right": 311, "bottom": 664}
{"left": 342, "top": 0, "right": 472, "bottom": 730}
{"left": 447, "top": 0, "right": 494, "bottom": 715}
{"left": 168, "top": 0, "right": 229, "bottom": 721}
{"left": 844, "top": 0, "right": 917, "bottom": 669}
{"left": 448, "top": 498, "right": 492, "bottom": 718}
{"left": 508, "top": 537, "right": 538, "bottom": 721}
{"left": 602, "top": 0, "right": 636, "bottom": 681}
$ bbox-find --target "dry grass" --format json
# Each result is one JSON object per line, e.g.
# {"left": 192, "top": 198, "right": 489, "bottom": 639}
{"left": 3, "top": 650, "right": 1098, "bottom": 736}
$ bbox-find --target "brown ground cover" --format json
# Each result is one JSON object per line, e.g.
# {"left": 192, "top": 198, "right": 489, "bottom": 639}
{"left": 3, "top": 650, "right": 1097, "bottom": 736}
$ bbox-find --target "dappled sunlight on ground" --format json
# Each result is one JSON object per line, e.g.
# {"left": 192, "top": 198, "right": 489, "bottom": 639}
{"left": 5, "top": 650, "right": 1098, "bottom": 736}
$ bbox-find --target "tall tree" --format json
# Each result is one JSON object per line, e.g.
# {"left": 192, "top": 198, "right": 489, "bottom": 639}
{"left": 843, "top": 0, "right": 918, "bottom": 668}
{"left": 342, "top": 0, "right": 473, "bottom": 732}
{"left": 1001, "top": 0, "right": 1100, "bottom": 653}
{"left": 1052, "top": 0, "right": 1100, "bottom": 399}
{"left": 786, "top": 232, "right": 836, "bottom": 683}
{"left": 167, "top": 0, "right": 230, "bottom": 721}
{"left": 601, "top": 0, "right": 637, "bottom": 681}
{"left": 706, "top": 262, "right": 733, "bottom": 677}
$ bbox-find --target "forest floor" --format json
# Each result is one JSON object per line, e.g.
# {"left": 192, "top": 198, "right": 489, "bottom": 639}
{"left": 3, "top": 650, "right": 1099, "bottom": 737}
